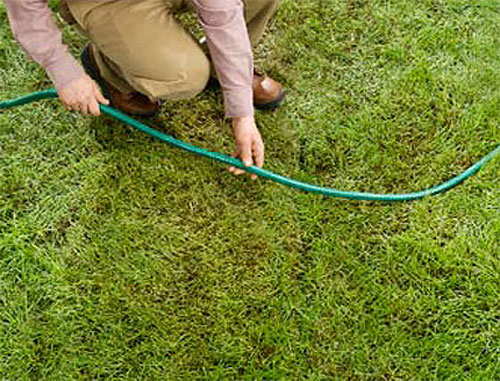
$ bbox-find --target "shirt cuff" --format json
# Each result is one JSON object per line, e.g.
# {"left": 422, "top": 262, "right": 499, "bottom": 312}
{"left": 45, "top": 52, "right": 86, "bottom": 91}
{"left": 224, "top": 88, "right": 254, "bottom": 118}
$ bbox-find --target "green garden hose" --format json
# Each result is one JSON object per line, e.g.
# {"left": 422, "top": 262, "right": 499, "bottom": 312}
{"left": 1, "top": 89, "right": 499, "bottom": 201}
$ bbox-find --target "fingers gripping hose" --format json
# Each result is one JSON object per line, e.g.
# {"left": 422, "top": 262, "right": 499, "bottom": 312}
{"left": 1, "top": 89, "right": 499, "bottom": 201}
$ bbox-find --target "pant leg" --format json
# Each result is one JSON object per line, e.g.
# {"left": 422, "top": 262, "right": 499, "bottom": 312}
{"left": 67, "top": 0, "right": 210, "bottom": 100}
{"left": 182, "top": 0, "right": 281, "bottom": 47}
{"left": 241, "top": 0, "right": 281, "bottom": 47}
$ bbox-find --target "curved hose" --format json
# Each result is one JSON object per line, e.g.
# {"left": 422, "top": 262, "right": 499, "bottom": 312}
{"left": 1, "top": 89, "right": 499, "bottom": 201}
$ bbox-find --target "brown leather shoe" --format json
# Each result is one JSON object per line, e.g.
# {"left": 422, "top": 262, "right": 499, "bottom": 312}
{"left": 253, "top": 73, "right": 285, "bottom": 111}
{"left": 81, "top": 45, "right": 160, "bottom": 117}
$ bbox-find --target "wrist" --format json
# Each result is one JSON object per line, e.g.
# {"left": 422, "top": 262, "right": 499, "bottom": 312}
{"left": 232, "top": 115, "right": 254, "bottom": 123}
{"left": 224, "top": 89, "right": 254, "bottom": 119}
{"left": 46, "top": 55, "right": 86, "bottom": 92}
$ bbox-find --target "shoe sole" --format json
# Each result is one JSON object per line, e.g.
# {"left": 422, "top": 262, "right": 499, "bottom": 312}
{"left": 255, "top": 89, "right": 286, "bottom": 111}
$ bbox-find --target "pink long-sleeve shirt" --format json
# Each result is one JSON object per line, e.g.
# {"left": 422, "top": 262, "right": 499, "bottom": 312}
{"left": 4, "top": 0, "right": 254, "bottom": 118}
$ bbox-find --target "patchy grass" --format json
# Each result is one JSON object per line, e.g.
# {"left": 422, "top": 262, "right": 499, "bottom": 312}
{"left": 1, "top": 0, "right": 499, "bottom": 379}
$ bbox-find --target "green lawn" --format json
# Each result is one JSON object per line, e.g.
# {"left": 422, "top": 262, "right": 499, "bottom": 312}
{"left": 1, "top": 0, "right": 499, "bottom": 379}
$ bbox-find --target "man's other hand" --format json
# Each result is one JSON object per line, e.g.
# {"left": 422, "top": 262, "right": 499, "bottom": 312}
{"left": 229, "top": 116, "right": 264, "bottom": 180}
{"left": 58, "top": 74, "right": 109, "bottom": 116}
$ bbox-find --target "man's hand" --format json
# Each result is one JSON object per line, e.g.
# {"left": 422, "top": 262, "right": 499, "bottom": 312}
{"left": 58, "top": 74, "right": 109, "bottom": 116}
{"left": 229, "top": 116, "right": 264, "bottom": 180}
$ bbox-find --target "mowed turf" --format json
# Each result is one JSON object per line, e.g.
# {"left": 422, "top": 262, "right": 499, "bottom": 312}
{"left": 1, "top": 0, "right": 499, "bottom": 379}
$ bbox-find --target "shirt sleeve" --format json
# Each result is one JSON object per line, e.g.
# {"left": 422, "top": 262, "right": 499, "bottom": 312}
{"left": 192, "top": 0, "right": 254, "bottom": 118}
{"left": 4, "top": 0, "right": 85, "bottom": 91}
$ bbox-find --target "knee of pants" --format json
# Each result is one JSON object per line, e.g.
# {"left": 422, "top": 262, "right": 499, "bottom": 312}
{"left": 185, "top": 54, "right": 211, "bottom": 98}
{"left": 152, "top": 52, "right": 210, "bottom": 101}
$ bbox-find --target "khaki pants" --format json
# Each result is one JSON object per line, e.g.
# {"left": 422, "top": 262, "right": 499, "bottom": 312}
{"left": 67, "top": 0, "right": 280, "bottom": 100}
